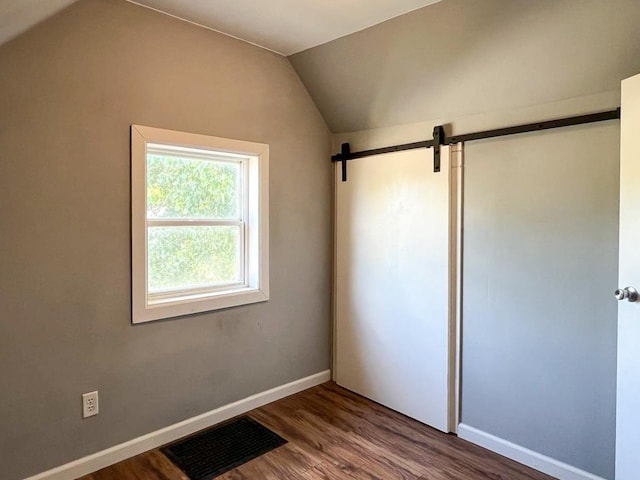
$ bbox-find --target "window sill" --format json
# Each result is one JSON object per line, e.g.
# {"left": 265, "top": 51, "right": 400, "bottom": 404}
{"left": 133, "top": 287, "right": 269, "bottom": 324}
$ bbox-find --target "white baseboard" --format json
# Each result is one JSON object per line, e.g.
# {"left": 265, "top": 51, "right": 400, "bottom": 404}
{"left": 457, "top": 423, "right": 607, "bottom": 480}
{"left": 25, "top": 370, "right": 331, "bottom": 480}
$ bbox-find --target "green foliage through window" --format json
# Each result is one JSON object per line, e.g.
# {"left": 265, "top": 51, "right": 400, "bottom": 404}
{"left": 147, "top": 154, "right": 240, "bottom": 219}
{"left": 148, "top": 226, "right": 241, "bottom": 293}
{"left": 146, "top": 151, "right": 244, "bottom": 294}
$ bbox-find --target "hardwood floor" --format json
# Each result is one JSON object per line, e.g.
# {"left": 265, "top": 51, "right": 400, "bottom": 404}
{"left": 80, "top": 382, "right": 554, "bottom": 480}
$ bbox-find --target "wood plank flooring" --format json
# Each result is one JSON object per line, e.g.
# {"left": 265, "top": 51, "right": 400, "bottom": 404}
{"left": 79, "top": 382, "right": 554, "bottom": 480}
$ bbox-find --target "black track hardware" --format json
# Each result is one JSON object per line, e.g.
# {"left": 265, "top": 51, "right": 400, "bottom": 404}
{"left": 432, "top": 125, "right": 445, "bottom": 173}
{"left": 331, "top": 108, "right": 620, "bottom": 182}
{"left": 340, "top": 142, "right": 350, "bottom": 182}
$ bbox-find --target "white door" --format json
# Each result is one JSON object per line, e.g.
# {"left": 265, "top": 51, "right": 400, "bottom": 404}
{"left": 616, "top": 73, "right": 640, "bottom": 479}
{"left": 335, "top": 146, "right": 458, "bottom": 433}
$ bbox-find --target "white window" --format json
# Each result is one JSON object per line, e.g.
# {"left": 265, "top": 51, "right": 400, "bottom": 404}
{"left": 131, "top": 125, "right": 269, "bottom": 323}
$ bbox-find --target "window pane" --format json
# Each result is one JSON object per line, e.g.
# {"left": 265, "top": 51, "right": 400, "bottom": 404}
{"left": 148, "top": 226, "right": 242, "bottom": 293}
{"left": 147, "top": 154, "right": 240, "bottom": 219}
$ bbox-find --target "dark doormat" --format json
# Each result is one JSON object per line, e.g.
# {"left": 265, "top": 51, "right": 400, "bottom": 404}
{"left": 161, "top": 416, "right": 287, "bottom": 480}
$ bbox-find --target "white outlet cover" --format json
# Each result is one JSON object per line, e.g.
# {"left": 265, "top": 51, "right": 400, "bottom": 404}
{"left": 82, "top": 391, "right": 99, "bottom": 418}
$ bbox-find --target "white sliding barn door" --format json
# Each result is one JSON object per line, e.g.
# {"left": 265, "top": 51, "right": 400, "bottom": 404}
{"left": 615, "top": 73, "right": 640, "bottom": 479}
{"left": 335, "top": 146, "right": 458, "bottom": 433}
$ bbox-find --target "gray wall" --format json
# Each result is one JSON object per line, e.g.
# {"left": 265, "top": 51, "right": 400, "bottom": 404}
{"left": 462, "top": 123, "right": 620, "bottom": 479}
{"left": 290, "top": 0, "right": 640, "bottom": 133}
{"left": 0, "top": 1, "right": 331, "bottom": 479}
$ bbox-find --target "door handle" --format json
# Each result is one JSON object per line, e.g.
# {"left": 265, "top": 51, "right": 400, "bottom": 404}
{"left": 615, "top": 286, "right": 638, "bottom": 302}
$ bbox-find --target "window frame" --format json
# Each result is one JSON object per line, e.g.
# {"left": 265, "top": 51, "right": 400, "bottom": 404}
{"left": 131, "top": 125, "right": 269, "bottom": 323}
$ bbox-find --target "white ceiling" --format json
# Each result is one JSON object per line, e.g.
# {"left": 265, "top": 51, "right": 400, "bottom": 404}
{"left": 129, "top": 0, "right": 442, "bottom": 55}
{"left": 0, "top": 0, "right": 442, "bottom": 55}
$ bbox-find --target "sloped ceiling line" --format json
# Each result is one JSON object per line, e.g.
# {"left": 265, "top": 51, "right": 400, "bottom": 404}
{"left": 0, "top": 0, "right": 442, "bottom": 55}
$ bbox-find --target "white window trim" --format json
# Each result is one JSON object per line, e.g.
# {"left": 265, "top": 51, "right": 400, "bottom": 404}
{"left": 131, "top": 125, "right": 269, "bottom": 323}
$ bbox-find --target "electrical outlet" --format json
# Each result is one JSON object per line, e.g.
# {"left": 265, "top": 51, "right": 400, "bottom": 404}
{"left": 82, "top": 391, "right": 99, "bottom": 418}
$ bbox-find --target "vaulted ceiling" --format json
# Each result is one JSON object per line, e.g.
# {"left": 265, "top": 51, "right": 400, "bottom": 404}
{"left": 0, "top": 0, "right": 442, "bottom": 54}
{"left": 5, "top": 0, "right": 639, "bottom": 135}
{"left": 290, "top": 0, "right": 640, "bottom": 132}
{"left": 0, "top": 0, "right": 77, "bottom": 46}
